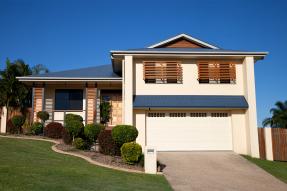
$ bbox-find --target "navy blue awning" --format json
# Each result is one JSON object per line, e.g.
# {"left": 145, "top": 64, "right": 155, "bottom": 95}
{"left": 133, "top": 95, "right": 248, "bottom": 109}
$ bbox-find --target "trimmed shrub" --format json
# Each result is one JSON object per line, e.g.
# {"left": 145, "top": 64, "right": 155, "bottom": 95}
{"left": 22, "top": 119, "right": 32, "bottom": 135}
{"left": 62, "top": 128, "right": 72, "bottom": 144}
{"left": 112, "top": 125, "right": 138, "bottom": 147}
{"left": 6, "top": 119, "right": 18, "bottom": 134}
{"left": 64, "top": 114, "right": 84, "bottom": 140}
{"left": 65, "top": 120, "right": 84, "bottom": 140}
{"left": 98, "top": 130, "right": 120, "bottom": 156}
{"left": 121, "top": 142, "right": 142, "bottom": 165}
{"left": 11, "top": 115, "right": 25, "bottom": 134}
{"left": 44, "top": 122, "right": 64, "bottom": 138}
{"left": 64, "top": 114, "right": 83, "bottom": 122}
{"left": 36, "top": 111, "right": 49, "bottom": 123}
{"left": 31, "top": 122, "right": 43, "bottom": 135}
{"left": 139, "top": 154, "right": 144, "bottom": 167}
{"left": 84, "top": 123, "right": 105, "bottom": 142}
{"left": 73, "top": 138, "right": 85, "bottom": 150}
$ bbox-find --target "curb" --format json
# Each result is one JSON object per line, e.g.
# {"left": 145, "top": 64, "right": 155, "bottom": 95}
{"left": 0, "top": 135, "right": 148, "bottom": 174}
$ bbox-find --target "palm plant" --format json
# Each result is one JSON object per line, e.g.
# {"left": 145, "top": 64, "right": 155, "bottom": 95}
{"left": 0, "top": 59, "right": 32, "bottom": 113}
{"left": 262, "top": 101, "right": 287, "bottom": 128}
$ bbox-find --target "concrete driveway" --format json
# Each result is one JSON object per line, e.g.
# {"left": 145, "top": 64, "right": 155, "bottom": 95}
{"left": 158, "top": 152, "right": 287, "bottom": 191}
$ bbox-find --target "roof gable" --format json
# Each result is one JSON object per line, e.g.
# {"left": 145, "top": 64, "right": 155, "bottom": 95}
{"left": 148, "top": 33, "right": 219, "bottom": 49}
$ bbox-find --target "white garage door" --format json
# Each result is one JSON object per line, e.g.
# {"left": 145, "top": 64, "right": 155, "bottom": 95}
{"left": 146, "top": 111, "right": 232, "bottom": 151}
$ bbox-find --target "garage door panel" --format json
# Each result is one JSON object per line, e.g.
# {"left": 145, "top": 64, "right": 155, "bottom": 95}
{"left": 147, "top": 111, "right": 232, "bottom": 151}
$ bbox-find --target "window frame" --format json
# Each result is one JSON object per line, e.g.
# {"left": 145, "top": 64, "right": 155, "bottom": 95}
{"left": 54, "top": 89, "right": 84, "bottom": 111}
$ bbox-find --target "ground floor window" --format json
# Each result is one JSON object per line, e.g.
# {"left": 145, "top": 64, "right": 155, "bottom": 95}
{"left": 55, "top": 89, "right": 83, "bottom": 110}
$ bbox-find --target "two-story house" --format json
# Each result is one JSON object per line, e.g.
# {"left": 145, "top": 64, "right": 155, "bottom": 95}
{"left": 16, "top": 34, "right": 267, "bottom": 157}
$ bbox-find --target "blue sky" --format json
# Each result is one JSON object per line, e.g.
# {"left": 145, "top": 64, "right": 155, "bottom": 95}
{"left": 0, "top": 0, "right": 286, "bottom": 125}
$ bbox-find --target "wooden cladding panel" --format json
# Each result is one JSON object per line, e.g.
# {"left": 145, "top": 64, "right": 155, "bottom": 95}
{"left": 86, "top": 88, "right": 97, "bottom": 124}
{"left": 272, "top": 128, "right": 287, "bottom": 161}
{"left": 197, "top": 60, "right": 236, "bottom": 82}
{"left": 143, "top": 61, "right": 182, "bottom": 82}
{"left": 33, "top": 88, "right": 44, "bottom": 122}
{"left": 158, "top": 38, "right": 204, "bottom": 48}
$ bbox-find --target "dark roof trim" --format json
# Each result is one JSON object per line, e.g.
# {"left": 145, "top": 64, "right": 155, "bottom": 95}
{"left": 133, "top": 95, "right": 249, "bottom": 109}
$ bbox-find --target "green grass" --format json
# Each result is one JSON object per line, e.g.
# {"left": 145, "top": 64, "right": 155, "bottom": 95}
{"left": 0, "top": 137, "right": 172, "bottom": 191}
{"left": 243, "top": 155, "right": 287, "bottom": 183}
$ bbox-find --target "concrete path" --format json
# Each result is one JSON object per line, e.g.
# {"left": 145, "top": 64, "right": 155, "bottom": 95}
{"left": 158, "top": 152, "right": 287, "bottom": 191}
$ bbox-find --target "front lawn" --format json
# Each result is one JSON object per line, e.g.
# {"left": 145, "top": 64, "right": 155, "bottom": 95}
{"left": 243, "top": 155, "right": 287, "bottom": 183}
{"left": 0, "top": 137, "right": 172, "bottom": 191}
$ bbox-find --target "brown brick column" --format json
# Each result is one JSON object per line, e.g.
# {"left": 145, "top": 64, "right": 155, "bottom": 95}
{"left": 33, "top": 87, "right": 44, "bottom": 122}
{"left": 86, "top": 86, "right": 97, "bottom": 124}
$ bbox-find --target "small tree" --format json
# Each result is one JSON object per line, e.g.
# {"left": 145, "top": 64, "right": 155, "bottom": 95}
{"left": 100, "top": 101, "right": 111, "bottom": 125}
{"left": 64, "top": 114, "right": 84, "bottom": 140}
{"left": 11, "top": 115, "right": 25, "bottom": 134}
{"left": 37, "top": 111, "right": 49, "bottom": 124}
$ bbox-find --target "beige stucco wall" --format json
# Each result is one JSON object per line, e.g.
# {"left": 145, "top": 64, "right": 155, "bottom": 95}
{"left": 134, "top": 110, "right": 146, "bottom": 148}
{"left": 134, "top": 59, "right": 244, "bottom": 95}
{"left": 231, "top": 110, "right": 248, "bottom": 154}
{"left": 242, "top": 57, "right": 259, "bottom": 158}
{"left": 123, "top": 55, "right": 134, "bottom": 125}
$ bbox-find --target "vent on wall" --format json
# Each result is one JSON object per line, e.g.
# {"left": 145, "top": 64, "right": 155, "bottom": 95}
{"left": 211, "top": 113, "right": 228, "bottom": 117}
{"left": 169, "top": 113, "right": 186, "bottom": 117}
{"left": 190, "top": 113, "right": 207, "bottom": 117}
{"left": 148, "top": 113, "right": 165, "bottom": 117}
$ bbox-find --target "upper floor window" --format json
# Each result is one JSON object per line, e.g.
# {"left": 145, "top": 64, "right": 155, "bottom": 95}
{"left": 197, "top": 60, "right": 236, "bottom": 84}
{"left": 143, "top": 61, "right": 182, "bottom": 84}
{"left": 55, "top": 89, "right": 83, "bottom": 110}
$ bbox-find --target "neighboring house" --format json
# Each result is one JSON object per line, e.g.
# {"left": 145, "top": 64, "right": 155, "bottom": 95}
{"left": 14, "top": 33, "right": 267, "bottom": 157}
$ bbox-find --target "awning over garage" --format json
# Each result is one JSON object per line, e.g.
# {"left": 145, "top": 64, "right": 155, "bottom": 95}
{"left": 133, "top": 95, "right": 248, "bottom": 109}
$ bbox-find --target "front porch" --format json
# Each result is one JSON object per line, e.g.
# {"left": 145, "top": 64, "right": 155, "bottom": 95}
{"left": 32, "top": 81, "right": 122, "bottom": 127}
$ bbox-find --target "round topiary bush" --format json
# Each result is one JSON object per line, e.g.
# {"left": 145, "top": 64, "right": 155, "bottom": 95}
{"left": 62, "top": 128, "right": 72, "bottom": 144}
{"left": 98, "top": 130, "right": 120, "bottom": 156}
{"left": 120, "top": 142, "right": 142, "bottom": 165}
{"left": 111, "top": 125, "right": 138, "bottom": 147}
{"left": 64, "top": 114, "right": 83, "bottom": 122}
{"left": 11, "top": 115, "right": 25, "bottom": 134}
{"left": 84, "top": 123, "right": 105, "bottom": 142}
{"left": 44, "top": 122, "right": 64, "bottom": 138}
{"left": 31, "top": 122, "right": 43, "bottom": 135}
{"left": 64, "top": 120, "right": 84, "bottom": 140}
{"left": 73, "top": 137, "right": 85, "bottom": 150}
{"left": 36, "top": 111, "right": 49, "bottom": 123}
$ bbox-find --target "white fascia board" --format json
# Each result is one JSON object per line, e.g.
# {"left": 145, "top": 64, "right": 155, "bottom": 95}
{"left": 147, "top": 34, "right": 219, "bottom": 49}
{"left": 110, "top": 51, "right": 268, "bottom": 56}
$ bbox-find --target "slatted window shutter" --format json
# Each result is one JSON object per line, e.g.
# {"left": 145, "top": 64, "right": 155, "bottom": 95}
{"left": 198, "top": 60, "right": 236, "bottom": 83}
{"left": 143, "top": 61, "right": 182, "bottom": 83}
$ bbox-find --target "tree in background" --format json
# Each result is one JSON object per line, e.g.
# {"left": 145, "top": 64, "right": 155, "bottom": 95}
{"left": 0, "top": 59, "right": 31, "bottom": 113}
{"left": 262, "top": 101, "right": 287, "bottom": 128}
{"left": 31, "top": 64, "right": 49, "bottom": 75}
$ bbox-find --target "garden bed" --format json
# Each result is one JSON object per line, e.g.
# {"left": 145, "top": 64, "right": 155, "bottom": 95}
{"left": 56, "top": 141, "right": 144, "bottom": 172}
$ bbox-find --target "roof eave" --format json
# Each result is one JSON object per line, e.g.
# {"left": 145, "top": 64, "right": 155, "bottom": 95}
{"left": 17, "top": 77, "right": 122, "bottom": 82}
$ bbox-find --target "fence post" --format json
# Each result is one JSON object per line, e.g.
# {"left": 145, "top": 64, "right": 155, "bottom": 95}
{"left": 264, "top": 128, "right": 274, "bottom": 161}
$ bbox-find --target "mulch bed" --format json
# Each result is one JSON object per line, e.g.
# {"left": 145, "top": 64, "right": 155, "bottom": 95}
{"left": 55, "top": 141, "right": 144, "bottom": 172}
